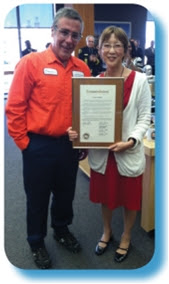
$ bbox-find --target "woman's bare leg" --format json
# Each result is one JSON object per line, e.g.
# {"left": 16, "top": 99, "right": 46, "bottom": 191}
{"left": 98, "top": 204, "right": 113, "bottom": 248}
{"left": 116, "top": 208, "right": 137, "bottom": 254}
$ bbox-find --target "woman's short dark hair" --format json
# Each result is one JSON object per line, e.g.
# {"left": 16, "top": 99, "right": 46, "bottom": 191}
{"left": 129, "top": 39, "right": 137, "bottom": 58}
{"left": 99, "top": 26, "right": 129, "bottom": 54}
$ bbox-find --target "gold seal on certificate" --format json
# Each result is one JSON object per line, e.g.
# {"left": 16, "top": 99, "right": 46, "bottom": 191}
{"left": 72, "top": 77, "right": 124, "bottom": 148}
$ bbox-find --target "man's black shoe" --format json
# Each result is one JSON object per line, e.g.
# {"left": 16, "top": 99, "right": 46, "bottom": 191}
{"left": 53, "top": 227, "right": 81, "bottom": 253}
{"left": 31, "top": 245, "right": 52, "bottom": 269}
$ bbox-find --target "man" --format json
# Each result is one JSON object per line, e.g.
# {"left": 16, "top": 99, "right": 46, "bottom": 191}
{"left": 145, "top": 40, "right": 155, "bottom": 75}
{"left": 21, "top": 40, "right": 37, "bottom": 57}
{"left": 78, "top": 35, "right": 103, "bottom": 76}
{"left": 6, "top": 7, "right": 91, "bottom": 269}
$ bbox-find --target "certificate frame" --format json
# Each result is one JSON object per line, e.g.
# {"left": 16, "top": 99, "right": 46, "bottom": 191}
{"left": 72, "top": 77, "right": 124, "bottom": 148}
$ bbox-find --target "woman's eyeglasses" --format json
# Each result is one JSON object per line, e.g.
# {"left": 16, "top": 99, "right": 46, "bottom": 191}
{"left": 102, "top": 43, "right": 124, "bottom": 51}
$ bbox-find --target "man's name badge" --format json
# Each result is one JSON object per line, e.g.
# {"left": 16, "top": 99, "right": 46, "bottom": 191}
{"left": 44, "top": 68, "right": 58, "bottom": 75}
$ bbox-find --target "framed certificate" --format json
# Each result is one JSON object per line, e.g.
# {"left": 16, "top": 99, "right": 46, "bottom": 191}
{"left": 72, "top": 77, "right": 124, "bottom": 148}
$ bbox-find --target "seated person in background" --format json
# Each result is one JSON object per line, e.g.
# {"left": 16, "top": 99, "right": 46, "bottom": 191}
{"left": 22, "top": 40, "right": 37, "bottom": 57}
{"left": 78, "top": 35, "right": 103, "bottom": 76}
{"left": 123, "top": 40, "right": 143, "bottom": 72}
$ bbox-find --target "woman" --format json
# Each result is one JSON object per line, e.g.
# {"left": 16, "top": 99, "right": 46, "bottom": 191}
{"left": 68, "top": 26, "right": 151, "bottom": 263}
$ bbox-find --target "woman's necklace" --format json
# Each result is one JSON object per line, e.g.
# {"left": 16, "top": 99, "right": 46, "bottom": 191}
{"left": 105, "top": 66, "right": 124, "bottom": 77}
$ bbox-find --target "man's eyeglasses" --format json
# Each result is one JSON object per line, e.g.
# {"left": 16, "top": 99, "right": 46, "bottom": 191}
{"left": 102, "top": 43, "right": 124, "bottom": 51}
{"left": 54, "top": 26, "right": 82, "bottom": 42}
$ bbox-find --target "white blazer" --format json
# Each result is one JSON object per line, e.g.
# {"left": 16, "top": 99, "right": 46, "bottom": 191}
{"left": 88, "top": 72, "right": 152, "bottom": 177}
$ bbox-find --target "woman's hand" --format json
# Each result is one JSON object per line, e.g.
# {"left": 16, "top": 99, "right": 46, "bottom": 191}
{"left": 67, "top": 127, "right": 78, "bottom": 141}
{"left": 108, "top": 139, "right": 135, "bottom": 152}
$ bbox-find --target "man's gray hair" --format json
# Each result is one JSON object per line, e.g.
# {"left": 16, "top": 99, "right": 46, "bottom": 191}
{"left": 86, "top": 35, "right": 94, "bottom": 43}
{"left": 52, "top": 7, "right": 84, "bottom": 33}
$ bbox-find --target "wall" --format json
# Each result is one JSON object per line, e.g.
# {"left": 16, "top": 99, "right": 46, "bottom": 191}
{"left": 72, "top": 4, "right": 94, "bottom": 55}
{"left": 55, "top": 3, "right": 147, "bottom": 49}
{"left": 56, "top": 4, "right": 94, "bottom": 56}
{"left": 94, "top": 4, "right": 147, "bottom": 49}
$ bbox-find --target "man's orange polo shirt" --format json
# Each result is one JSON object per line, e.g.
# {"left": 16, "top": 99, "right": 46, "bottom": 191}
{"left": 6, "top": 46, "right": 91, "bottom": 150}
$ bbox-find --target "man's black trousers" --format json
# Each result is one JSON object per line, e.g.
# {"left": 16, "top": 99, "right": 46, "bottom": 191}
{"left": 22, "top": 133, "right": 79, "bottom": 249}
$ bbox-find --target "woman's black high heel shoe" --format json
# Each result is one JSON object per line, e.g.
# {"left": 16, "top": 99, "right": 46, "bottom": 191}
{"left": 114, "top": 244, "right": 130, "bottom": 262}
{"left": 95, "top": 236, "right": 113, "bottom": 256}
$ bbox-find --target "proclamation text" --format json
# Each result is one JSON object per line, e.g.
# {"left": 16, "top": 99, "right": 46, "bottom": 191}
{"left": 80, "top": 84, "right": 116, "bottom": 143}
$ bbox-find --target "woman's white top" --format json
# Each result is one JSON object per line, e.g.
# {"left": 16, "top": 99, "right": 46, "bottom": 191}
{"left": 88, "top": 71, "right": 151, "bottom": 177}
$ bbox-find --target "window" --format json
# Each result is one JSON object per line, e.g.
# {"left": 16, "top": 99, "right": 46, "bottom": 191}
{"left": 21, "top": 28, "right": 52, "bottom": 52}
{"left": 4, "top": 7, "right": 17, "bottom": 27}
{"left": 19, "top": 4, "right": 53, "bottom": 28}
{"left": 145, "top": 11, "right": 155, "bottom": 48}
{"left": 3, "top": 4, "right": 54, "bottom": 95}
{"left": 145, "top": 21, "right": 155, "bottom": 48}
{"left": 4, "top": 4, "right": 54, "bottom": 63}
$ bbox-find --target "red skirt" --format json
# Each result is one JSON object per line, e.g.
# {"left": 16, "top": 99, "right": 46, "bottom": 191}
{"left": 90, "top": 152, "right": 143, "bottom": 211}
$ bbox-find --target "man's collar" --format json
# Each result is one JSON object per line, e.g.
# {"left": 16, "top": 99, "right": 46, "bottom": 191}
{"left": 46, "top": 46, "right": 79, "bottom": 68}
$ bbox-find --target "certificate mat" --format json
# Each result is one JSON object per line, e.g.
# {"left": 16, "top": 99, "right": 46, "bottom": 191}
{"left": 72, "top": 77, "right": 124, "bottom": 148}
